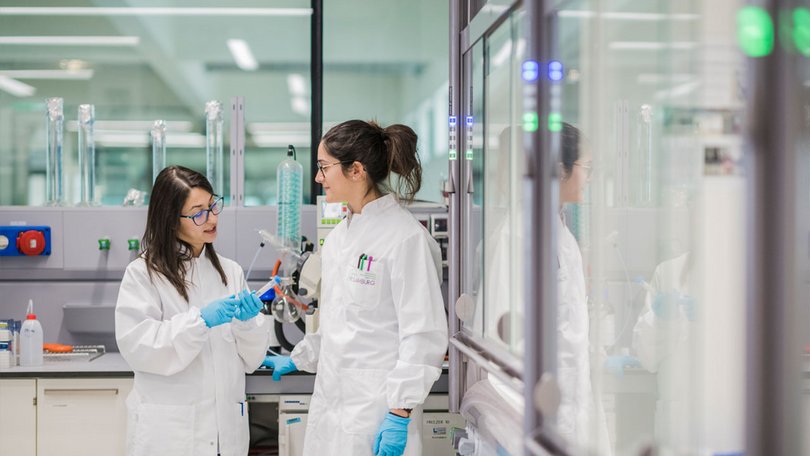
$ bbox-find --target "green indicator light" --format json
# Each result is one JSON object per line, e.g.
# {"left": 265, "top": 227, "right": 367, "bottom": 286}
{"left": 127, "top": 238, "right": 140, "bottom": 251}
{"left": 98, "top": 237, "right": 111, "bottom": 251}
{"left": 794, "top": 7, "right": 810, "bottom": 57}
{"left": 523, "top": 112, "right": 539, "bottom": 132}
{"left": 449, "top": 149, "right": 457, "bottom": 160}
{"left": 465, "top": 149, "right": 474, "bottom": 160}
{"left": 737, "top": 6, "right": 774, "bottom": 57}
{"left": 548, "top": 113, "right": 562, "bottom": 132}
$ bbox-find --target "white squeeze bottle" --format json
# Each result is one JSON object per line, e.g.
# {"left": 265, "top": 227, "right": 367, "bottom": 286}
{"left": 20, "top": 299, "right": 43, "bottom": 367}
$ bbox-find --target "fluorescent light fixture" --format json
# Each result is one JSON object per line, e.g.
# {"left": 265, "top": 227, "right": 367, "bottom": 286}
{"left": 0, "top": 75, "right": 35, "bottom": 97}
{"left": 637, "top": 73, "right": 695, "bottom": 84}
{"left": 558, "top": 11, "right": 699, "bottom": 21}
{"left": 66, "top": 120, "right": 194, "bottom": 133}
{"left": 0, "top": 7, "right": 312, "bottom": 17}
{"left": 252, "top": 133, "right": 310, "bottom": 148}
{"left": 609, "top": 41, "right": 697, "bottom": 51}
{"left": 0, "top": 69, "right": 93, "bottom": 80}
{"left": 291, "top": 97, "right": 309, "bottom": 116}
{"left": 287, "top": 74, "right": 307, "bottom": 96}
{"left": 227, "top": 39, "right": 258, "bottom": 71}
{"left": 95, "top": 131, "right": 204, "bottom": 148}
{"left": 0, "top": 36, "right": 139, "bottom": 46}
{"left": 247, "top": 122, "right": 311, "bottom": 134}
{"left": 654, "top": 80, "right": 701, "bottom": 100}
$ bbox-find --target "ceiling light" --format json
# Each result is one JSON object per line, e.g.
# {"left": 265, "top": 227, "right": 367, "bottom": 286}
{"left": 287, "top": 74, "right": 307, "bottom": 96}
{"left": 227, "top": 39, "right": 258, "bottom": 71}
{"left": 0, "top": 36, "right": 139, "bottom": 46}
{"left": 66, "top": 120, "right": 194, "bottom": 133}
{"left": 0, "top": 76, "right": 36, "bottom": 97}
{"left": 291, "top": 97, "right": 309, "bottom": 116}
{"left": 558, "top": 11, "right": 699, "bottom": 21}
{"left": 0, "top": 7, "right": 312, "bottom": 17}
{"left": 609, "top": 41, "right": 697, "bottom": 50}
{"left": 0, "top": 70, "right": 94, "bottom": 80}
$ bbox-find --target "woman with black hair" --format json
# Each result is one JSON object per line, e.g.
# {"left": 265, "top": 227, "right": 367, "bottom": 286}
{"left": 115, "top": 165, "right": 270, "bottom": 456}
{"left": 263, "top": 120, "right": 448, "bottom": 456}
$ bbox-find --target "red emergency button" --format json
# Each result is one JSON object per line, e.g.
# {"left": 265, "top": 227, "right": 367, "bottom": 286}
{"left": 17, "top": 230, "right": 46, "bottom": 256}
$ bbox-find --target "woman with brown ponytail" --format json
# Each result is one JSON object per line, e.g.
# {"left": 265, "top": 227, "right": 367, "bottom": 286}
{"left": 263, "top": 120, "right": 448, "bottom": 455}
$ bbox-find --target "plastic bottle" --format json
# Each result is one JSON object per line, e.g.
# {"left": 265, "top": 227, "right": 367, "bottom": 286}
{"left": 20, "top": 300, "right": 43, "bottom": 367}
{"left": 276, "top": 145, "right": 303, "bottom": 251}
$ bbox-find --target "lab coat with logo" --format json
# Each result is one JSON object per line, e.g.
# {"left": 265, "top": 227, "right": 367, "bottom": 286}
{"left": 291, "top": 194, "right": 448, "bottom": 456}
{"left": 556, "top": 216, "right": 609, "bottom": 453}
{"left": 115, "top": 247, "right": 270, "bottom": 456}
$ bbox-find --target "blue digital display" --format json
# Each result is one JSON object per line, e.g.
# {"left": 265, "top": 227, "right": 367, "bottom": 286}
{"left": 465, "top": 116, "right": 474, "bottom": 126}
{"left": 449, "top": 116, "right": 457, "bottom": 125}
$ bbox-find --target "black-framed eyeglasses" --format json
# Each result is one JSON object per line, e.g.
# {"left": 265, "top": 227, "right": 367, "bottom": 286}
{"left": 180, "top": 195, "right": 224, "bottom": 226}
{"left": 316, "top": 160, "right": 348, "bottom": 179}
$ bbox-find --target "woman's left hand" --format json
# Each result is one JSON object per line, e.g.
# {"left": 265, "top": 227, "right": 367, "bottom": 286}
{"left": 235, "top": 289, "right": 263, "bottom": 321}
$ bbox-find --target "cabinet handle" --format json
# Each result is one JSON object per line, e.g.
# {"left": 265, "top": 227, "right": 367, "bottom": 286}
{"left": 43, "top": 388, "right": 119, "bottom": 395}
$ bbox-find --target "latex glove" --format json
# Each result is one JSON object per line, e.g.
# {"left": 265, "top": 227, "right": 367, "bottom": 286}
{"left": 604, "top": 355, "right": 641, "bottom": 376}
{"left": 652, "top": 291, "right": 695, "bottom": 321}
{"left": 235, "top": 289, "right": 263, "bottom": 321}
{"left": 373, "top": 413, "right": 410, "bottom": 456}
{"left": 262, "top": 355, "right": 297, "bottom": 381}
{"left": 200, "top": 296, "right": 239, "bottom": 328}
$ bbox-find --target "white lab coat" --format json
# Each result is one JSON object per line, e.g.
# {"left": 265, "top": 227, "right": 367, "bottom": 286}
{"left": 115, "top": 246, "right": 270, "bottom": 456}
{"left": 556, "top": 215, "right": 609, "bottom": 453}
{"left": 291, "top": 194, "right": 448, "bottom": 456}
{"left": 632, "top": 253, "right": 694, "bottom": 451}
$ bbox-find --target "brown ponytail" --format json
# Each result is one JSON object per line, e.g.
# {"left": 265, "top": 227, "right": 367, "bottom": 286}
{"left": 383, "top": 124, "right": 421, "bottom": 202}
{"left": 321, "top": 120, "right": 423, "bottom": 202}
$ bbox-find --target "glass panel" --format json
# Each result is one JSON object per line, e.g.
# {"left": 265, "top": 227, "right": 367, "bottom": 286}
{"left": 552, "top": 0, "right": 747, "bottom": 454}
{"left": 0, "top": 1, "right": 449, "bottom": 206}
{"left": 464, "top": 11, "right": 524, "bottom": 356}
{"left": 322, "top": 0, "right": 448, "bottom": 204}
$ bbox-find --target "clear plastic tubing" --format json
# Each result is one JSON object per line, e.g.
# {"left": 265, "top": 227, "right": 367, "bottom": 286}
{"left": 78, "top": 104, "right": 97, "bottom": 206}
{"left": 151, "top": 120, "right": 167, "bottom": 183}
{"left": 45, "top": 97, "right": 64, "bottom": 206}
{"left": 205, "top": 100, "right": 224, "bottom": 195}
{"left": 277, "top": 145, "right": 302, "bottom": 251}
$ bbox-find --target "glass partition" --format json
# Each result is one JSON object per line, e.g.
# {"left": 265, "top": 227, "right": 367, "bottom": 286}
{"left": 462, "top": 10, "right": 525, "bottom": 357}
{"left": 0, "top": 0, "right": 449, "bottom": 206}
{"left": 549, "top": 0, "right": 748, "bottom": 454}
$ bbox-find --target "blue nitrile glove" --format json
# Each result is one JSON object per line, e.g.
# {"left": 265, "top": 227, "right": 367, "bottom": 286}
{"left": 235, "top": 289, "right": 263, "bottom": 321}
{"left": 652, "top": 291, "right": 695, "bottom": 321}
{"left": 262, "top": 355, "right": 297, "bottom": 381}
{"left": 200, "top": 296, "right": 239, "bottom": 328}
{"left": 373, "top": 413, "right": 410, "bottom": 456}
{"left": 604, "top": 355, "right": 641, "bottom": 376}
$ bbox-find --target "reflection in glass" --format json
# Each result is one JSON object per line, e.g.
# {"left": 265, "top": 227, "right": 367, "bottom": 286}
{"left": 45, "top": 97, "right": 64, "bottom": 206}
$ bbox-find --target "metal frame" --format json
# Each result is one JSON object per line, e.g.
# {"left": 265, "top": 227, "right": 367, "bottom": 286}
{"left": 229, "top": 96, "right": 245, "bottom": 207}
{"left": 447, "top": 0, "right": 463, "bottom": 413}
{"left": 744, "top": 0, "right": 805, "bottom": 454}
{"left": 309, "top": 0, "right": 323, "bottom": 204}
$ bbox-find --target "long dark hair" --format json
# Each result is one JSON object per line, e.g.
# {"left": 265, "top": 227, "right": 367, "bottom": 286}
{"left": 560, "top": 122, "right": 583, "bottom": 177}
{"left": 321, "top": 120, "right": 422, "bottom": 202}
{"left": 143, "top": 166, "right": 228, "bottom": 301}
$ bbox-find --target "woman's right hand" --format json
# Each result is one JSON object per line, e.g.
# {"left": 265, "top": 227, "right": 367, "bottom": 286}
{"left": 200, "top": 296, "right": 239, "bottom": 327}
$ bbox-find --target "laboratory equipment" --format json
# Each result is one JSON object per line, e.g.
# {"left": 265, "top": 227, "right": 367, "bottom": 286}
{"left": 19, "top": 299, "right": 43, "bottom": 367}
{"left": 0, "top": 226, "right": 51, "bottom": 257}
{"left": 77, "top": 104, "right": 97, "bottom": 206}
{"left": 45, "top": 97, "right": 65, "bottom": 206}
{"left": 277, "top": 145, "right": 303, "bottom": 254}
{"left": 205, "top": 100, "right": 225, "bottom": 194}
{"left": 151, "top": 120, "right": 167, "bottom": 184}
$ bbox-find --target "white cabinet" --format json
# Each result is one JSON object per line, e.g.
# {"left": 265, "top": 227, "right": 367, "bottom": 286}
{"left": 0, "top": 378, "right": 37, "bottom": 456}
{"left": 36, "top": 377, "right": 132, "bottom": 456}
